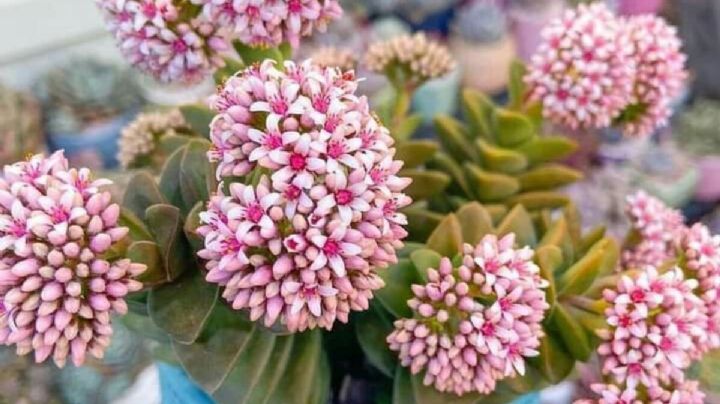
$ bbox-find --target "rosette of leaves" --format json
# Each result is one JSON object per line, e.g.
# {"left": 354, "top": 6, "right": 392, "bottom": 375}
{"left": 117, "top": 136, "right": 330, "bottom": 404}
{"left": 401, "top": 63, "right": 582, "bottom": 240}
{"left": 356, "top": 201, "right": 619, "bottom": 403}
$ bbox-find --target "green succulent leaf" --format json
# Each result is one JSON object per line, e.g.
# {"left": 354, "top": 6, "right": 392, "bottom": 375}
{"left": 356, "top": 303, "right": 398, "bottom": 377}
{"left": 464, "top": 164, "right": 521, "bottom": 202}
{"left": 518, "top": 164, "right": 583, "bottom": 192}
{"left": 496, "top": 109, "right": 535, "bottom": 147}
{"left": 179, "top": 104, "right": 214, "bottom": 138}
{"left": 434, "top": 115, "right": 477, "bottom": 162}
{"left": 403, "top": 206, "right": 445, "bottom": 241}
{"left": 538, "top": 217, "right": 574, "bottom": 265}
{"left": 128, "top": 241, "right": 166, "bottom": 287}
{"left": 508, "top": 60, "right": 527, "bottom": 110}
{"left": 426, "top": 214, "right": 464, "bottom": 256}
{"left": 507, "top": 192, "right": 570, "bottom": 210}
{"left": 184, "top": 202, "right": 205, "bottom": 253}
{"left": 159, "top": 134, "right": 193, "bottom": 156}
{"left": 396, "top": 140, "right": 440, "bottom": 168}
{"left": 123, "top": 172, "right": 166, "bottom": 220}
{"left": 515, "top": 136, "right": 578, "bottom": 166}
{"left": 394, "top": 114, "right": 424, "bottom": 142}
{"left": 233, "top": 42, "right": 284, "bottom": 65}
{"left": 535, "top": 245, "right": 561, "bottom": 309}
{"left": 410, "top": 249, "right": 443, "bottom": 281}
{"left": 476, "top": 139, "right": 528, "bottom": 174}
{"left": 148, "top": 268, "right": 219, "bottom": 344}
{"left": 495, "top": 204, "right": 537, "bottom": 247}
{"left": 461, "top": 88, "right": 496, "bottom": 139}
{"left": 529, "top": 333, "right": 574, "bottom": 384}
{"left": 145, "top": 204, "right": 194, "bottom": 281}
{"left": 159, "top": 146, "right": 188, "bottom": 213}
{"left": 455, "top": 202, "right": 494, "bottom": 245}
{"left": 578, "top": 226, "right": 607, "bottom": 255}
{"left": 179, "top": 139, "right": 215, "bottom": 210}
{"left": 427, "top": 153, "right": 474, "bottom": 198}
{"left": 119, "top": 208, "right": 153, "bottom": 242}
{"left": 376, "top": 259, "right": 421, "bottom": 318}
{"left": 401, "top": 169, "right": 451, "bottom": 200}
{"left": 550, "top": 304, "right": 592, "bottom": 362}
{"left": 213, "top": 57, "right": 245, "bottom": 84}
{"left": 557, "top": 239, "right": 610, "bottom": 296}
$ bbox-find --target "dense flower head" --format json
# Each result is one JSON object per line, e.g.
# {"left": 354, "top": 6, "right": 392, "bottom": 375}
{"left": 190, "top": 0, "right": 342, "bottom": 48}
{"left": 95, "top": 0, "right": 229, "bottom": 83}
{"left": 198, "top": 60, "right": 411, "bottom": 332}
{"left": 617, "top": 15, "right": 687, "bottom": 137}
{"left": 622, "top": 191, "right": 684, "bottom": 269}
{"left": 309, "top": 46, "right": 357, "bottom": 71}
{"left": 117, "top": 109, "right": 190, "bottom": 169}
{"left": 597, "top": 267, "right": 706, "bottom": 394}
{"left": 526, "top": 3, "right": 635, "bottom": 131}
{"left": 579, "top": 379, "right": 704, "bottom": 404}
{"left": 386, "top": 234, "right": 549, "bottom": 396}
{"left": 0, "top": 152, "right": 145, "bottom": 367}
{"left": 364, "top": 33, "right": 456, "bottom": 87}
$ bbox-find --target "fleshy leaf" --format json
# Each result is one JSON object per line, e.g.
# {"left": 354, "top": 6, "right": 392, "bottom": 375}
{"left": 128, "top": 241, "right": 166, "bottom": 287}
{"left": 376, "top": 259, "right": 421, "bottom": 318}
{"left": 179, "top": 139, "right": 215, "bottom": 210}
{"left": 557, "top": 239, "right": 610, "bottom": 296}
{"left": 455, "top": 202, "right": 494, "bottom": 245}
{"left": 476, "top": 139, "right": 528, "bottom": 174}
{"left": 356, "top": 303, "right": 398, "bottom": 377}
{"left": 179, "top": 104, "right": 214, "bottom": 138}
{"left": 550, "top": 304, "right": 592, "bottom": 362}
{"left": 403, "top": 206, "right": 445, "bottom": 242}
{"left": 145, "top": 204, "right": 194, "bottom": 281}
{"left": 123, "top": 172, "right": 165, "bottom": 220}
{"left": 159, "top": 146, "right": 188, "bottom": 213}
{"left": 508, "top": 60, "right": 527, "bottom": 110}
{"left": 149, "top": 268, "right": 219, "bottom": 344}
{"left": 535, "top": 245, "right": 561, "bottom": 309}
{"left": 119, "top": 208, "right": 153, "bottom": 242}
{"left": 518, "top": 164, "right": 583, "bottom": 192}
{"left": 410, "top": 249, "right": 443, "bottom": 281}
{"left": 496, "top": 108, "right": 534, "bottom": 147}
{"left": 401, "top": 169, "right": 451, "bottom": 200}
{"left": 495, "top": 205, "right": 537, "bottom": 247}
{"left": 461, "top": 88, "right": 495, "bottom": 139}
{"left": 464, "top": 164, "right": 520, "bottom": 202}
{"left": 159, "top": 134, "right": 192, "bottom": 156}
{"left": 528, "top": 332, "right": 574, "bottom": 384}
{"left": 394, "top": 114, "right": 424, "bottom": 142}
{"left": 434, "top": 115, "right": 477, "bottom": 162}
{"left": 426, "top": 214, "right": 464, "bottom": 256}
{"left": 507, "top": 192, "right": 570, "bottom": 210}
{"left": 427, "top": 153, "right": 473, "bottom": 198}
{"left": 233, "top": 42, "right": 284, "bottom": 65}
{"left": 184, "top": 202, "right": 205, "bottom": 253}
{"left": 516, "top": 136, "right": 578, "bottom": 166}
{"left": 396, "top": 140, "right": 440, "bottom": 168}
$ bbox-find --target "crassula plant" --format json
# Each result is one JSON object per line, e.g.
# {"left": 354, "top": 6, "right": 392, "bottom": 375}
{"left": 2, "top": 1, "right": 712, "bottom": 403}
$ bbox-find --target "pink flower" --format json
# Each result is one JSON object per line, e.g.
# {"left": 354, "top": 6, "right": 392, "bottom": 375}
{"left": 387, "top": 235, "right": 549, "bottom": 396}
{"left": 617, "top": 15, "right": 687, "bottom": 137}
{"left": 526, "top": 3, "right": 635, "bottom": 130}
{"left": 0, "top": 152, "right": 145, "bottom": 367}
{"left": 199, "top": 60, "right": 410, "bottom": 332}
{"left": 597, "top": 267, "right": 706, "bottom": 392}
{"left": 95, "top": 0, "right": 229, "bottom": 83}
{"left": 191, "top": 0, "right": 342, "bottom": 48}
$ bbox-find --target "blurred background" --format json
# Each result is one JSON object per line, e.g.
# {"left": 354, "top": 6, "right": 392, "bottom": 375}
{"left": 2, "top": 0, "right": 720, "bottom": 403}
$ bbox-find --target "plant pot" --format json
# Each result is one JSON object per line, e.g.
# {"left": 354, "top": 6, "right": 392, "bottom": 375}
{"left": 47, "top": 112, "right": 136, "bottom": 169}
{"left": 617, "top": 0, "right": 664, "bottom": 15}
{"left": 509, "top": 1, "right": 564, "bottom": 62}
{"left": 412, "top": 67, "right": 461, "bottom": 124}
{"left": 450, "top": 35, "right": 516, "bottom": 95}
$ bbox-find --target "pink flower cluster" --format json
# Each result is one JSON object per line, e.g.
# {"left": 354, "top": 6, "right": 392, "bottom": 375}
{"left": 190, "top": 0, "right": 342, "bottom": 48}
{"left": 198, "top": 60, "right": 411, "bottom": 332}
{"left": 526, "top": 3, "right": 687, "bottom": 137}
{"left": 588, "top": 268, "right": 706, "bottom": 403}
{"left": 95, "top": 0, "right": 229, "bottom": 83}
{"left": 386, "top": 235, "right": 549, "bottom": 396}
{"left": 622, "top": 191, "right": 684, "bottom": 270}
{"left": 579, "top": 379, "right": 704, "bottom": 404}
{"left": 0, "top": 152, "right": 145, "bottom": 367}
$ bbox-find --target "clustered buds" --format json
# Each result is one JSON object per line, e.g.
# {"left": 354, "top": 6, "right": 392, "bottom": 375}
{"left": 198, "top": 60, "right": 411, "bottom": 332}
{"left": 596, "top": 267, "right": 705, "bottom": 399}
{"left": 526, "top": 3, "right": 686, "bottom": 137}
{"left": 622, "top": 191, "right": 684, "bottom": 270}
{"left": 117, "top": 108, "right": 190, "bottom": 169}
{"left": 190, "top": 0, "right": 342, "bottom": 48}
{"left": 0, "top": 152, "right": 145, "bottom": 367}
{"left": 387, "top": 235, "right": 549, "bottom": 396}
{"left": 309, "top": 46, "right": 357, "bottom": 71}
{"left": 95, "top": 0, "right": 229, "bottom": 83}
{"left": 364, "top": 33, "right": 456, "bottom": 88}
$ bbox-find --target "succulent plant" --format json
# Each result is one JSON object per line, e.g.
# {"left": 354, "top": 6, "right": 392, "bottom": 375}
{"left": 36, "top": 58, "right": 143, "bottom": 134}
{"left": 0, "top": 84, "right": 43, "bottom": 165}
{"left": 358, "top": 201, "right": 619, "bottom": 401}
{"left": 398, "top": 63, "right": 582, "bottom": 240}
{"left": 453, "top": 1, "right": 508, "bottom": 43}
